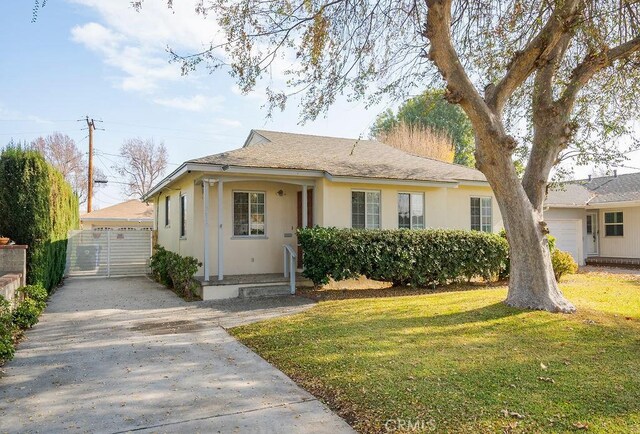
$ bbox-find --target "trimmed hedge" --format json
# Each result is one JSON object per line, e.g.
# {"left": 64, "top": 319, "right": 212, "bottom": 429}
{"left": 0, "top": 145, "right": 79, "bottom": 292}
{"left": 298, "top": 227, "right": 509, "bottom": 286}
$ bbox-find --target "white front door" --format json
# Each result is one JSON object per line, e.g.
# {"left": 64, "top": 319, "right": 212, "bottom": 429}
{"left": 586, "top": 213, "right": 598, "bottom": 255}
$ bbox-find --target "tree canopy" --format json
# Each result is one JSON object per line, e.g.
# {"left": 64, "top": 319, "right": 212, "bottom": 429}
{"left": 371, "top": 90, "right": 475, "bottom": 166}
{"left": 140, "top": 0, "right": 640, "bottom": 311}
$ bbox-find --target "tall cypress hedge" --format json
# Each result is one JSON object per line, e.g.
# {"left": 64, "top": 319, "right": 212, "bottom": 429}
{"left": 0, "top": 146, "right": 79, "bottom": 292}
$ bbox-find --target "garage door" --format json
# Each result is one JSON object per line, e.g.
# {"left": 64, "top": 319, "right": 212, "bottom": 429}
{"left": 546, "top": 219, "right": 583, "bottom": 265}
{"left": 65, "top": 229, "right": 152, "bottom": 277}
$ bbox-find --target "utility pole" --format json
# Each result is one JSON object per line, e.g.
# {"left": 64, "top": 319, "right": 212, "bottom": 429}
{"left": 80, "top": 116, "right": 103, "bottom": 213}
{"left": 85, "top": 116, "right": 95, "bottom": 213}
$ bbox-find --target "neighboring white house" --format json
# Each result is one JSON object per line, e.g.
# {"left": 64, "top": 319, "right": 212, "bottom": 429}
{"left": 80, "top": 200, "right": 154, "bottom": 230}
{"left": 144, "top": 129, "right": 504, "bottom": 299}
{"left": 545, "top": 172, "right": 640, "bottom": 266}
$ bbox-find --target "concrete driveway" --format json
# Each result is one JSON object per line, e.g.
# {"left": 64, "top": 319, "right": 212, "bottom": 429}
{"left": 0, "top": 277, "right": 354, "bottom": 433}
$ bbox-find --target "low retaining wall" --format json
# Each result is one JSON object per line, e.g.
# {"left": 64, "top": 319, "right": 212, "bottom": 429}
{"left": 0, "top": 245, "right": 27, "bottom": 307}
{"left": 0, "top": 245, "right": 27, "bottom": 286}
{"left": 0, "top": 273, "right": 23, "bottom": 308}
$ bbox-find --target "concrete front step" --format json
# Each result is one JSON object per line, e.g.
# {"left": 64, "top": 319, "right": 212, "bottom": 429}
{"left": 239, "top": 284, "right": 293, "bottom": 298}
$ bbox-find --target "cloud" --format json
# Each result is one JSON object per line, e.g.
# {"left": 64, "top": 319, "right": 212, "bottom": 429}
{"left": 153, "top": 95, "right": 218, "bottom": 111}
{"left": 71, "top": 22, "right": 180, "bottom": 92}
{"left": 68, "top": 1, "right": 224, "bottom": 93}
{"left": 0, "top": 103, "right": 54, "bottom": 125}
{"left": 215, "top": 118, "right": 242, "bottom": 128}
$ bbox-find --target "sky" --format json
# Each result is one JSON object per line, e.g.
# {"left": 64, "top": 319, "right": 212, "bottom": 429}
{"left": 0, "top": 1, "right": 390, "bottom": 209}
{"left": 1, "top": 1, "right": 638, "bottom": 210}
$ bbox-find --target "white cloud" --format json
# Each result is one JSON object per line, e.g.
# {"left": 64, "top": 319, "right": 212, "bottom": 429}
{"left": 0, "top": 103, "right": 54, "bottom": 125}
{"left": 68, "top": 1, "right": 225, "bottom": 93}
{"left": 153, "top": 95, "right": 206, "bottom": 111}
{"left": 215, "top": 117, "right": 242, "bottom": 128}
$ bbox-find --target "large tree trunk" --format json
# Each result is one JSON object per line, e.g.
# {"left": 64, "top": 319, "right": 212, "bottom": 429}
{"left": 478, "top": 142, "right": 576, "bottom": 313}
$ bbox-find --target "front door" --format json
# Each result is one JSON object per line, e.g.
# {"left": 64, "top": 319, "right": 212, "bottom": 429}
{"left": 296, "top": 190, "right": 313, "bottom": 267}
{"left": 586, "top": 213, "right": 598, "bottom": 255}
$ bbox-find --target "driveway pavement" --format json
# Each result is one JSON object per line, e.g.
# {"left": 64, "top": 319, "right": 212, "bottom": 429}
{"left": 0, "top": 277, "right": 354, "bottom": 433}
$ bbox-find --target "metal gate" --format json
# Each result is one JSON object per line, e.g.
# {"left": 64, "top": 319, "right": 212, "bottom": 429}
{"left": 65, "top": 229, "right": 152, "bottom": 277}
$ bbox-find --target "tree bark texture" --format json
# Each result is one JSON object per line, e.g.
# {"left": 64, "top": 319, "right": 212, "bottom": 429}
{"left": 425, "top": 0, "right": 579, "bottom": 312}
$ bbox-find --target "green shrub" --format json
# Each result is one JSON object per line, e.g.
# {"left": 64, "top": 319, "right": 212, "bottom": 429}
{"left": 18, "top": 284, "right": 48, "bottom": 304}
{"left": 149, "top": 247, "right": 201, "bottom": 299}
{"left": 0, "top": 145, "right": 79, "bottom": 292}
{"left": 0, "top": 295, "right": 15, "bottom": 363}
{"left": 167, "top": 254, "right": 202, "bottom": 299}
{"left": 551, "top": 249, "right": 578, "bottom": 281}
{"left": 298, "top": 227, "right": 509, "bottom": 287}
{"left": 150, "top": 245, "right": 172, "bottom": 285}
{"left": 13, "top": 298, "right": 44, "bottom": 329}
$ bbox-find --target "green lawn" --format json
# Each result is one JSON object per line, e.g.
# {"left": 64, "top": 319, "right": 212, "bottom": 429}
{"left": 230, "top": 272, "right": 640, "bottom": 433}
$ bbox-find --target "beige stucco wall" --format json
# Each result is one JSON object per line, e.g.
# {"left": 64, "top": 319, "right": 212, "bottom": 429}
{"left": 319, "top": 179, "right": 502, "bottom": 232}
{"left": 155, "top": 174, "right": 197, "bottom": 259}
{"left": 154, "top": 174, "right": 504, "bottom": 277}
{"left": 80, "top": 220, "right": 153, "bottom": 230}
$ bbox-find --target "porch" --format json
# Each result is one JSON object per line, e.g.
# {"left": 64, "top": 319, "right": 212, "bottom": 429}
{"left": 196, "top": 273, "right": 314, "bottom": 301}
{"left": 198, "top": 174, "right": 315, "bottom": 283}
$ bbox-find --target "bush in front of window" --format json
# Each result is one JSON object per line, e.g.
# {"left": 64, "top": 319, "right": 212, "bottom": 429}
{"left": 149, "top": 246, "right": 202, "bottom": 300}
{"left": 298, "top": 227, "right": 509, "bottom": 287}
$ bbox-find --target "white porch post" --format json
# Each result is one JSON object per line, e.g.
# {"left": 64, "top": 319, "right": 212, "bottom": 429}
{"left": 217, "top": 178, "right": 224, "bottom": 281}
{"left": 302, "top": 185, "right": 308, "bottom": 228}
{"left": 202, "top": 180, "right": 210, "bottom": 282}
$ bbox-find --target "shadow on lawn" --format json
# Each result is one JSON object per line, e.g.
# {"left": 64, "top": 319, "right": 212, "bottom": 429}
{"left": 298, "top": 280, "right": 508, "bottom": 301}
{"left": 235, "top": 297, "right": 640, "bottom": 434}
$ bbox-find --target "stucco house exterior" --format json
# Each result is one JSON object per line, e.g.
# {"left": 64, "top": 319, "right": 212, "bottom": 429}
{"left": 144, "top": 129, "right": 504, "bottom": 299}
{"left": 80, "top": 200, "right": 153, "bottom": 230}
{"left": 545, "top": 172, "right": 640, "bottom": 266}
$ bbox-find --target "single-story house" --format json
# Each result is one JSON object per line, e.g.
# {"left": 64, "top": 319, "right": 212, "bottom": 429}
{"left": 545, "top": 172, "right": 640, "bottom": 266}
{"left": 144, "top": 129, "right": 504, "bottom": 299}
{"left": 80, "top": 199, "right": 153, "bottom": 230}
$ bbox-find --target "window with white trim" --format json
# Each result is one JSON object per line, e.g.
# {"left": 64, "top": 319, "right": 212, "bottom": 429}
{"left": 233, "top": 192, "right": 265, "bottom": 236}
{"left": 398, "top": 193, "right": 425, "bottom": 229}
{"left": 352, "top": 191, "right": 380, "bottom": 229}
{"left": 604, "top": 211, "right": 623, "bottom": 236}
{"left": 470, "top": 197, "right": 492, "bottom": 232}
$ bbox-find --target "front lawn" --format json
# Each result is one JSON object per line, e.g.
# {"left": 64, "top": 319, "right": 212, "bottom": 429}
{"left": 230, "top": 272, "right": 640, "bottom": 433}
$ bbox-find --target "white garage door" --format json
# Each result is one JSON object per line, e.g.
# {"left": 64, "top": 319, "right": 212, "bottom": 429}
{"left": 546, "top": 219, "right": 583, "bottom": 265}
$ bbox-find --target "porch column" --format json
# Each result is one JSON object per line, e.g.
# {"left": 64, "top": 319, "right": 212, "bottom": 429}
{"left": 203, "top": 180, "right": 210, "bottom": 282}
{"left": 217, "top": 178, "right": 224, "bottom": 281}
{"left": 302, "top": 185, "right": 308, "bottom": 228}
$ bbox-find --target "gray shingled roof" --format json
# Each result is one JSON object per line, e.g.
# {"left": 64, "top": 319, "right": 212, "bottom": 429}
{"left": 547, "top": 172, "right": 640, "bottom": 206}
{"left": 188, "top": 130, "right": 486, "bottom": 183}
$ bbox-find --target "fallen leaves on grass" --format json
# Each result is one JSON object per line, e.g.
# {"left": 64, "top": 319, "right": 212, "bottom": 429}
{"left": 501, "top": 409, "right": 525, "bottom": 419}
{"left": 538, "top": 377, "right": 556, "bottom": 384}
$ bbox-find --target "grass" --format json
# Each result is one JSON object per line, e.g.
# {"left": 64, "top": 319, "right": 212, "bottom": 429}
{"left": 230, "top": 271, "right": 640, "bottom": 433}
